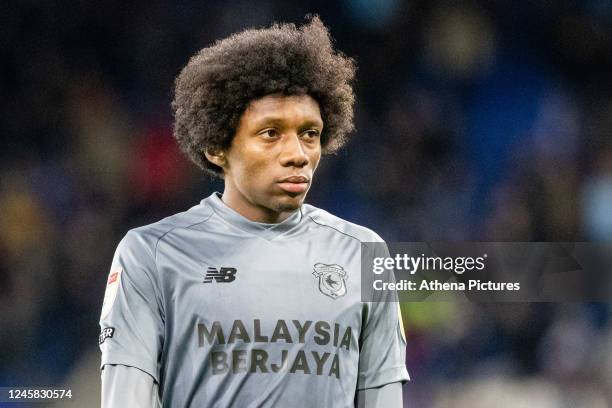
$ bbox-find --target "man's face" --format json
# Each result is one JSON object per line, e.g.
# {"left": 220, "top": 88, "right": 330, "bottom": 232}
{"left": 218, "top": 94, "right": 323, "bottom": 221}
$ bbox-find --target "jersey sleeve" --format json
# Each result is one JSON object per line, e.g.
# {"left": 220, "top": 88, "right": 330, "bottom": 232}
{"left": 99, "top": 230, "right": 165, "bottom": 383}
{"left": 357, "top": 242, "right": 410, "bottom": 390}
{"left": 101, "top": 364, "right": 162, "bottom": 408}
{"left": 355, "top": 382, "right": 403, "bottom": 408}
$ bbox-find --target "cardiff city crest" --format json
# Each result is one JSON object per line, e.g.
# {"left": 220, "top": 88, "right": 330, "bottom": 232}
{"left": 312, "top": 263, "right": 348, "bottom": 299}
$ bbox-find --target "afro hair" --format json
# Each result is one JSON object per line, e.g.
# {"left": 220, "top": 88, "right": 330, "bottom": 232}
{"left": 172, "top": 15, "right": 356, "bottom": 176}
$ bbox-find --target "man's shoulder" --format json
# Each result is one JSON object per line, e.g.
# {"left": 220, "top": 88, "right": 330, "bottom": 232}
{"left": 119, "top": 202, "right": 214, "bottom": 252}
{"left": 301, "top": 204, "right": 384, "bottom": 244}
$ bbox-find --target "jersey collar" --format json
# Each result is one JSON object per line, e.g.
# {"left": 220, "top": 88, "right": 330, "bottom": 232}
{"left": 204, "top": 192, "right": 303, "bottom": 239}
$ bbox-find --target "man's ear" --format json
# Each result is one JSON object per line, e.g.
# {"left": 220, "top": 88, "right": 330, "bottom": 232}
{"left": 204, "top": 149, "right": 226, "bottom": 169}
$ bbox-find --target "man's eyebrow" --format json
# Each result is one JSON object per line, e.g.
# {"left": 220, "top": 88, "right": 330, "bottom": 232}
{"left": 253, "top": 116, "right": 284, "bottom": 126}
{"left": 253, "top": 116, "right": 324, "bottom": 128}
{"left": 300, "top": 119, "right": 324, "bottom": 128}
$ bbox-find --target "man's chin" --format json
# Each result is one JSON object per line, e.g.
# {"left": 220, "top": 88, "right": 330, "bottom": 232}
{"left": 275, "top": 193, "right": 305, "bottom": 212}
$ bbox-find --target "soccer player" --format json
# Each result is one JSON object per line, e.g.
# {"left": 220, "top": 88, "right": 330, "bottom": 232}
{"left": 99, "top": 16, "right": 409, "bottom": 407}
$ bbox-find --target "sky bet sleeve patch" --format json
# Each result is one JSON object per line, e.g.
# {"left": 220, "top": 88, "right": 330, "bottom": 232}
{"left": 99, "top": 327, "right": 115, "bottom": 345}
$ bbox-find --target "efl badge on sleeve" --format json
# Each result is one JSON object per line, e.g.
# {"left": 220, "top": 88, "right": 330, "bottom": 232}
{"left": 101, "top": 267, "right": 122, "bottom": 319}
{"left": 313, "top": 263, "right": 347, "bottom": 299}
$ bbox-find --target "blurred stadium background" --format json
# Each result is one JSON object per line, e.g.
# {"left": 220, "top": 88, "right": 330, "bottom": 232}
{"left": 2, "top": 1, "right": 612, "bottom": 407}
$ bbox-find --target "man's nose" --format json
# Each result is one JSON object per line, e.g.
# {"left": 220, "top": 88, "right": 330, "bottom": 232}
{"left": 279, "top": 134, "right": 309, "bottom": 167}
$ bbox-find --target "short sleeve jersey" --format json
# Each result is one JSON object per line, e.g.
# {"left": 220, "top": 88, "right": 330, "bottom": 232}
{"left": 99, "top": 192, "right": 409, "bottom": 407}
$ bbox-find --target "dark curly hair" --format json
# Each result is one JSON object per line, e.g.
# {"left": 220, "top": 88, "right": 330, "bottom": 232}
{"left": 172, "top": 15, "right": 356, "bottom": 176}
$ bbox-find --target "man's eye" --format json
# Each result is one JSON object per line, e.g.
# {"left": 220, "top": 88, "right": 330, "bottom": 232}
{"left": 302, "top": 130, "right": 320, "bottom": 139}
{"left": 260, "top": 129, "right": 279, "bottom": 138}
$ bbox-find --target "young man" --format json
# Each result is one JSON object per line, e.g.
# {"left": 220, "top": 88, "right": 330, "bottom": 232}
{"left": 99, "top": 16, "right": 409, "bottom": 407}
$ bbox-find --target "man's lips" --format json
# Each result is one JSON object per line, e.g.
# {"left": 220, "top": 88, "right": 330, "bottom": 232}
{"left": 277, "top": 176, "right": 310, "bottom": 194}
{"left": 279, "top": 175, "right": 309, "bottom": 183}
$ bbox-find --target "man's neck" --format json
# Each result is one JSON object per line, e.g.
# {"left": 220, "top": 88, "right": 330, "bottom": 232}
{"left": 220, "top": 190, "right": 294, "bottom": 224}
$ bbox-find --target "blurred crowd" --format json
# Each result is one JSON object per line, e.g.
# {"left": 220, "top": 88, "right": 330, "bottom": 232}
{"left": 1, "top": 1, "right": 612, "bottom": 406}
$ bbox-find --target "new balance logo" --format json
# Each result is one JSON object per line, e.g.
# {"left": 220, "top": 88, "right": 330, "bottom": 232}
{"left": 203, "top": 267, "right": 237, "bottom": 283}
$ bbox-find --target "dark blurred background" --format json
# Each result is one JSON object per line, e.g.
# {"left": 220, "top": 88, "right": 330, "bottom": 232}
{"left": 1, "top": 1, "right": 612, "bottom": 407}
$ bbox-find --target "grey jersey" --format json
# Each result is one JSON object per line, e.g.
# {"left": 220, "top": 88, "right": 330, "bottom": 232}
{"left": 99, "top": 192, "right": 409, "bottom": 407}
